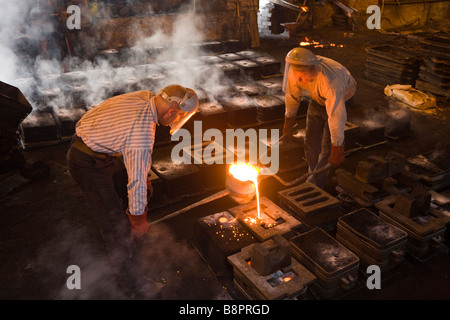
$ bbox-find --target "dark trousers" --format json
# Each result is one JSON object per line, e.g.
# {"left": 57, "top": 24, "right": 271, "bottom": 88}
{"left": 304, "top": 101, "right": 331, "bottom": 188}
{"left": 66, "top": 142, "right": 146, "bottom": 295}
{"left": 304, "top": 99, "right": 352, "bottom": 189}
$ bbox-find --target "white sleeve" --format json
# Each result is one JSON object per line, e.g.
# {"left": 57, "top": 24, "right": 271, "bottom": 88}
{"left": 284, "top": 68, "right": 302, "bottom": 118}
{"left": 122, "top": 148, "right": 152, "bottom": 215}
{"left": 325, "top": 94, "right": 347, "bottom": 146}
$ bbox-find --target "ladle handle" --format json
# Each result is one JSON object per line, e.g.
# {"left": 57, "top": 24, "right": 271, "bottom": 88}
{"left": 148, "top": 189, "right": 231, "bottom": 226}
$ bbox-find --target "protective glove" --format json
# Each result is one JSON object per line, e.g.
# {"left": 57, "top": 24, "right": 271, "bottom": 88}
{"left": 328, "top": 145, "right": 345, "bottom": 167}
{"left": 126, "top": 207, "right": 149, "bottom": 238}
{"left": 283, "top": 116, "right": 297, "bottom": 138}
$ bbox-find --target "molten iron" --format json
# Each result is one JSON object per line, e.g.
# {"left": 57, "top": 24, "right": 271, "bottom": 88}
{"left": 228, "top": 163, "right": 261, "bottom": 219}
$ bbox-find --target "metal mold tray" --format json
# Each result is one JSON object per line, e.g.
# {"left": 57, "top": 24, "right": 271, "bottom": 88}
{"left": 195, "top": 211, "right": 257, "bottom": 275}
{"left": 337, "top": 208, "right": 408, "bottom": 251}
{"left": 253, "top": 95, "right": 285, "bottom": 123}
{"left": 228, "top": 196, "right": 302, "bottom": 242}
{"left": 375, "top": 195, "right": 447, "bottom": 258}
{"left": 366, "top": 45, "right": 421, "bottom": 65}
{"left": 227, "top": 238, "right": 316, "bottom": 300}
{"left": 290, "top": 228, "right": 359, "bottom": 278}
{"left": 278, "top": 182, "right": 340, "bottom": 218}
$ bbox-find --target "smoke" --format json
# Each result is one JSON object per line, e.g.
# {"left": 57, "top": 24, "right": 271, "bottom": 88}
{"left": 31, "top": 218, "right": 228, "bottom": 300}
{"left": 0, "top": 0, "right": 34, "bottom": 82}
{"left": 138, "top": 223, "right": 230, "bottom": 300}
{"left": 23, "top": 217, "right": 124, "bottom": 299}
{"left": 354, "top": 99, "right": 412, "bottom": 137}
{"left": 0, "top": 1, "right": 234, "bottom": 115}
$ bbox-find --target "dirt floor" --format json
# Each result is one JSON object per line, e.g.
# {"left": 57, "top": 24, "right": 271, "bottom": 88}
{"left": 1, "top": 25, "right": 450, "bottom": 302}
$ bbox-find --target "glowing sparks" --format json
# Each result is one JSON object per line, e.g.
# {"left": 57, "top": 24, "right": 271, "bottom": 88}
{"left": 299, "top": 37, "right": 344, "bottom": 48}
{"left": 204, "top": 214, "right": 251, "bottom": 243}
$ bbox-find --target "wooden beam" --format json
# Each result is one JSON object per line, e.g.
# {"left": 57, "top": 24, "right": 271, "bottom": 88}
{"left": 268, "top": 0, "right": 301, "bottom": 12}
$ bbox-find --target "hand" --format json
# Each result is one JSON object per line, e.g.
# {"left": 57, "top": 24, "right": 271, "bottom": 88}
{"left": 283, "top": 116, "right": 297, "bottom": 138}
{"left": 126, "top": 207, "right": 149, "bottom": 238}
{"left": 328, "top": 145, "right": 345, "bottom": 167}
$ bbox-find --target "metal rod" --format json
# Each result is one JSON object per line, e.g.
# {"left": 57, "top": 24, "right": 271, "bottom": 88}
{"left": 268, "top": 163, "right": 332, "bottom": 187}
{"left": 148, "top": 189, "right": 231, "bottom": 226}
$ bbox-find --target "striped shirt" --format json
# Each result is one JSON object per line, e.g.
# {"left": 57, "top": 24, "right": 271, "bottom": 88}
{"left": 75, "top": 90, "right": 158, "bottom": 215}
{"left": 285, "top": 56, "right": 356, "bottom": 146}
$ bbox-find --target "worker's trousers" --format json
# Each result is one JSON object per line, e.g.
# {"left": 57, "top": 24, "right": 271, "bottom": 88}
{"left": 66, "top": 142, "right": 146, "bottom": 296}
{"left": 304, "top": 100, "right": 332, "bottom": 189}
{"left": 304, "top": 99, "right": 351, "bottom": 189}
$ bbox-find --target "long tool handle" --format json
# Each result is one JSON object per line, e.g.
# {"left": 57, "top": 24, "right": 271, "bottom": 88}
{"left": 148, "top": 189, "right": 231, "bottom": 226}
{"left": 259, "top": 122, "right": 300, "bottom": 161}
{"left": 270, "top": 163, "right": 332, "bottom": 187}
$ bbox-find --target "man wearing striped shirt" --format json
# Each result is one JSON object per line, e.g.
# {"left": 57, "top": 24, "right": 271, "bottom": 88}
{"left": 67, "top": 84, "right": 198, "bottom": 298}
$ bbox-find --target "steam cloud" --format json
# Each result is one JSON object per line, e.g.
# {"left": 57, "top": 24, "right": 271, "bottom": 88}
{"left": 0, "top": 0, "right": 238, "bottom": 114}
{"left": 35, "top": 220, "right": 229, "bottom": 300}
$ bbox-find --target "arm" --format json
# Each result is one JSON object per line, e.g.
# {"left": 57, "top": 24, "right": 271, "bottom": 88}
{"left": 324, "top": 88, "right": 347, "bottom": 147}
{"left": 122, "top": 148, "right": 152, "bottom": 237}
{"left": 324, "top": 88, "right": 347, "bottom": 167}
{"left": 122, "top": 148, "right": 152, "bottom": 215}
{"left": 283, "top": 68, "right": 303, "bottom": 137}
{"left": 284, "top": 68, "right": 303, "bottom": 118}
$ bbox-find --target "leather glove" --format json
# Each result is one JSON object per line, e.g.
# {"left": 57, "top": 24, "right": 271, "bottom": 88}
{"left": 126, "top": 207, "right": 149, "bottom": 238}
{"left": 283, "top": 116, "right": 297, "bottom": 138}
{"left": 328, "top": 145, "right": 345, "bottom": 167}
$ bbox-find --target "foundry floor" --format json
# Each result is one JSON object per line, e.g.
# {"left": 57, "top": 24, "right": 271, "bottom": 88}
{"left": 1, "top": 25, "right": 450, "bottom": 301}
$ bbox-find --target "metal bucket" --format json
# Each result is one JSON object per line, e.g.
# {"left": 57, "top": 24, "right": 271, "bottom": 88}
{"left": 225, "top": 167, "right": 256, "bottom": 204}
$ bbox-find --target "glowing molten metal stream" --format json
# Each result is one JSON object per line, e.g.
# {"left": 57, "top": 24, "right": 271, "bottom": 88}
{"left": 228, "top": 163, "right": 261, "bottom": 219}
